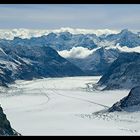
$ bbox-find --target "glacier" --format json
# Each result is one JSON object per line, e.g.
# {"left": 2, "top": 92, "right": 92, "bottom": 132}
{"left": 1, "top": 76, "right": 140, "bottom": 135}
{"left": 0, "top": 28, "right": 140, "bottom": 135}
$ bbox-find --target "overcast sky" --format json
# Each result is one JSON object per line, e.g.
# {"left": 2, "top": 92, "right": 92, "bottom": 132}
{"left": 0, "top": 4, "right": 140, "bottom": 30}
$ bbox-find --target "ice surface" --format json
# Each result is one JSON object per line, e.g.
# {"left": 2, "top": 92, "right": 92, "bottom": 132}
{"left": 0, "top": 76, "right": 140, "bottom": 135}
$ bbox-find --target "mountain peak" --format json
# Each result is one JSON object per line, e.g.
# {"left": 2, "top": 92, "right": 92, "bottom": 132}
{"left": 120, "top": 29, "right": 132, "bottom": 34}
{"left": 121, "top": 28, "right": 129, "bottom": 32}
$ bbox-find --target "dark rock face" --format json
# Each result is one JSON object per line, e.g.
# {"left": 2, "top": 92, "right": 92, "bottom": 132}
{"left": 98, "top": 52, "right": 140, "bottom": 90}
{"left": 109, "top": 86, "right": 140, "bottom": 112}
{"left": 0, "top": 106, "right": 19, "bottom": 136}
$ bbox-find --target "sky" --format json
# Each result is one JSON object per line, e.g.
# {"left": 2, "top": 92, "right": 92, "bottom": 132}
{"left": 0, "top": 4, "right": 140, "bottom": 30}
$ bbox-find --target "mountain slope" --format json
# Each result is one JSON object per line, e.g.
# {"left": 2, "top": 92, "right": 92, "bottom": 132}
{"left": 105, "top": 29, "right": 140, "bottom": 48}
{"left": 0, "top": 45, "right": 85, "bottom": 87}
{"left": 68, "top": 47, "right": 120, "bottom": 75}
{"left": 98, "top": 52, "right": 140, "bottom": 90}
{"left": 109, "top": 86, "right": 140, "bottom": 112}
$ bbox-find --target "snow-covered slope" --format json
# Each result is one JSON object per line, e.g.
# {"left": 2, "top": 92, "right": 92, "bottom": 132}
{"left": 109, "top": 86, "right": 140, "bottom": 112}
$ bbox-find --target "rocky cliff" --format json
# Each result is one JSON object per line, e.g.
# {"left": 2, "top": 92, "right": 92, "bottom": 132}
{"left": 0, "top": 106, "right": 20, "bottom": 136}
{"left": 109, "top": 86, "right": 140, "bottom": 112}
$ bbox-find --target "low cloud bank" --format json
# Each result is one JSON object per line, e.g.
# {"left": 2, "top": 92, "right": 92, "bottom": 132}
{"left": 58, "top": 47, "right": 96, "bottom": 59}
{"left": 0, "top": 28, "right": 119, "bottom": 40}
{"left": 106, "top": 45, "right": 140, "bottom": 53}
{"left": 59, "top": 45, "right": 140, "bottom": 59}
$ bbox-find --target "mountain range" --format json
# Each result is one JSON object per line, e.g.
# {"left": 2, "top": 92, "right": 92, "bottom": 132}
{"left": 1, "top": 29, "right": 140, "bottom": 51}
{"left": 0, "top": 28, "right": 140, "bottom": 87}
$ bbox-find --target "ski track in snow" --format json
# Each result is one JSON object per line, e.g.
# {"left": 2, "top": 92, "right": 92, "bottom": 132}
{"left": 0, "top": 76, "right": 140, "bottom": 135}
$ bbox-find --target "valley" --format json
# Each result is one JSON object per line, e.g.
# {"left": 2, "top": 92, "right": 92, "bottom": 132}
{"left": 1, "top": 76, "right": 140, "bottom": 135}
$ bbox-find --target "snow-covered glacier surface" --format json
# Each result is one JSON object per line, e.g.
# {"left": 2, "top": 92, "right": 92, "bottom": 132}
{"left": 0, "top": 76, "right": 140, "bottom": 135}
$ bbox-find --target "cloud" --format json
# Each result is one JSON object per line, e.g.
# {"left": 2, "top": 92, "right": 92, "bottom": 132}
{"left": 118, "top": 46, "right": 140, "bottom": 53}
{"left": 59, "top": 45, "right": 140, "bottom": 59}
{"left": 58, "top": 47, "right": 98, "bottom": 59}
{"left": 0, "top": 28, "right": 120, "bottom": 40}
{"left": 51, "top": 28, "right": 119, "bottom": 36}
{"left": 106, "top": 45, "right": 140, "bottom": 53}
